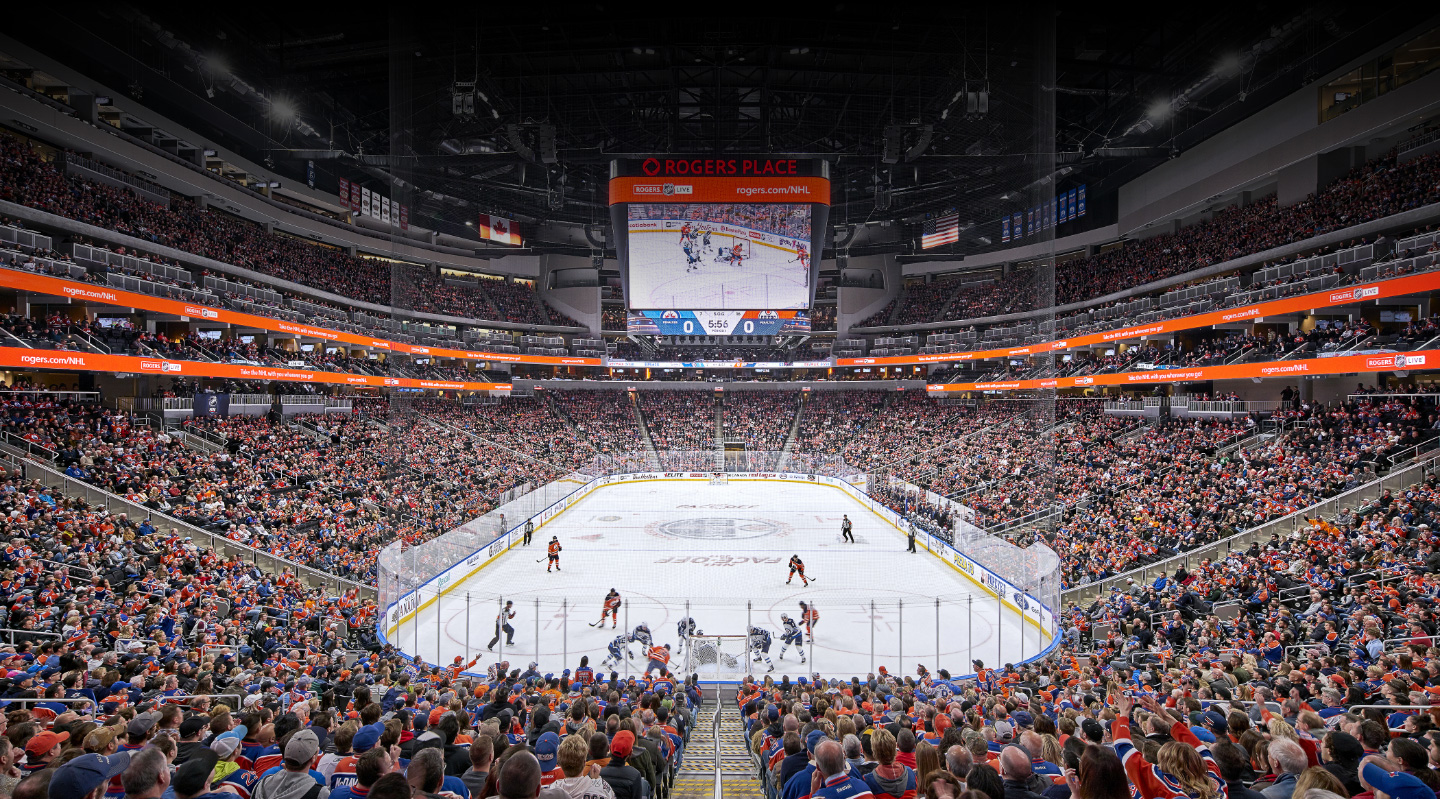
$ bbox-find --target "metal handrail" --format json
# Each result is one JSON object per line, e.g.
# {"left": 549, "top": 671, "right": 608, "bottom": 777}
{"left": 0, "top": 629, "right": 59, "bottom": 645}
{"left": 713, "top": 704, "right": 723, "bottom": 799}
{"left": 23, "top": 696, "right": 99, "bottom": 713}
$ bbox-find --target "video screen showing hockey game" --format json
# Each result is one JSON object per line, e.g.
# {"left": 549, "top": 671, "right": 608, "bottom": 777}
{"left": 626, "top": 202, "right": 812, "bottom": 311}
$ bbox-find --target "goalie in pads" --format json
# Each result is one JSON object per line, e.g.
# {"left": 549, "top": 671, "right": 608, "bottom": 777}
{"left": 748, "top": 625, "right": 775, "bottom": 672}
{"left": 778, "top": 614, "right": 806, "bottom": 664}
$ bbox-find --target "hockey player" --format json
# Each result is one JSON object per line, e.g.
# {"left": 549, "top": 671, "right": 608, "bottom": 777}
{"left": 727, "top": 242, "right": 746, "bottom": 265}
{"left": 679, "top": 222, "right": 692, "bottom": 244}
{"left": 800, "top": 601, "right": 819, "bottom": 641}
{"left": 547, "top": 536, "right": 562, "bottom": 572}
{"left": 630, "top": 621, "right": 653, "bottom": 650}
{"left": 598, "top": 589, "right": 622, "bottom": 628}
{"left": 792, "top": 241, "right": 809, "bottom": 266}
{"left": 701, "top": 228, "right": 713, "bottom": 252}
{"left": 748, "top": 625, "right": 774, "bottom": 673}
{"left": 786, "top": 554, "right": 808, "bottom": 586}
{"left": 675, "top": 616, "right": 698, "bottom": 653}
{"left": 682, "top": 239, "right": 700, "bottom": 272}
{"left": 601, "top": 633, "right": 631, "bottom": 670}
{"left": 644, "top": 643, "right": 672, "bottom": 677}
{"left": 778, "top": 613, "right": 807, "bottom": 664}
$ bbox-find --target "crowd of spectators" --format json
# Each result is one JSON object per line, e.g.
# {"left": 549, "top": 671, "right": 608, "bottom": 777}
{"left": 0, "top": 448, "right": 699, "bottom": 799}
{"left": 722, "top": 393, "right": 801, "bottom": 451}
{"left": 550, "top": 391, "right": 647, "bottom": 456}
{"left": 638, "top": 392, "right": 717, "bottom": 451}
{"left": 0, "top": 381, "right": 1439, "bottom": 799}
{"left": 866, "top": 148, "right": 1440, "bottom": 328}
{"left": 0, "top": 134, "right": 578, "bottom": 328}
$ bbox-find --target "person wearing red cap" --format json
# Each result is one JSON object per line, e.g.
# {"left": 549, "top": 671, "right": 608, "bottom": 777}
{"left": 22, "top": 730, "right": 68, "bottom": 773}
{"left": 598, "top": 731, "right": 643, "bottom": 799}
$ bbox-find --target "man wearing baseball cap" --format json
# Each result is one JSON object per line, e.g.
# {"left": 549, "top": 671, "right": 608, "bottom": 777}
{"left": 171, "top": 750, "right": 221, "bottom": 799}
{"left": 252, "top": 729, "right": 326, "bottom": 799}
{"left": 23, "top": 730, "right": 68, "bottom": 773}
{"left": 46, "top": 751, "right": 131, "bottom": 799}
{"left": 535, "top": 731, "right": 563, "bottom": 787}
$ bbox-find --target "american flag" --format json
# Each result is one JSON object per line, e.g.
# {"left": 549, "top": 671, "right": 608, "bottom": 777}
{"left": 921, "top": 213, "right": 960, "bottom": 249}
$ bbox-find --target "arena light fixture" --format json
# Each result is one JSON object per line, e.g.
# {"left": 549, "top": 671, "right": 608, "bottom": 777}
{"left": 270, "top": 99, "right": 297, "bottom": 122}
{"left": 1216, "top": 54, "right": 1244, "bottom": 78}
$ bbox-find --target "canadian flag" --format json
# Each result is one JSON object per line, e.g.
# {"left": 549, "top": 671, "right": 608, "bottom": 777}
{"left": 478, "top": 213, "right": 520, "bottom": 246}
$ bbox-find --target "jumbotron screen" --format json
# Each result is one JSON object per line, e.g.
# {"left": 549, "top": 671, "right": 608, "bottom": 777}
{"left": 610, "top": 158, "right": 829, "bottom": 336}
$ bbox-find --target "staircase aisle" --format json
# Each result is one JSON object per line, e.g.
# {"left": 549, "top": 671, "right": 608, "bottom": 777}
{"left": 777, "top": 394, "right": 805, "bottom": 470}
{"left": 714, "top": 397, "right": 727, "bottom": 470}
{"left": 673, "top": 692, "right": 762, "bottom": 799}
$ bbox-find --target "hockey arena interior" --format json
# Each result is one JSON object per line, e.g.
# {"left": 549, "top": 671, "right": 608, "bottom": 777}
{"left": 3, "top": 7, "right": 1440, "bottom": 799}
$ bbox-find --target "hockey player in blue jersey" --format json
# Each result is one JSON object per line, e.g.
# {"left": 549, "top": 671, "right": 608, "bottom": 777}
{"left": 631, "top": 621, "right": 653, "bottom": 650}
{"left": 676, "top": 616, "right": 699, "bottom": 654}
{"left": 601, "top": 633, "right": 631, "bottom": 670}
{"left": 778, "top": 614, "right": 807, "bottom": 664}
{"left": 748, "top": 625, "right": 774, "bottom": 672}
{"left": 683, "top": 240, "right": 700, "bottom": 272}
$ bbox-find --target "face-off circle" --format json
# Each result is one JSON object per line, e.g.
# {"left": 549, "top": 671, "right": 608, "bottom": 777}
{"left": 650, "top": 517, "right": 787, "bottom": 540}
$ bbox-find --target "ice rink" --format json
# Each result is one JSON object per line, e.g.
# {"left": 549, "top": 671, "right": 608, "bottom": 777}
{"left": 394, "top": 479, "right": 1045, "bottom": 681}
{"left": 628, "top": 229, "right": 809, "bottom": 310}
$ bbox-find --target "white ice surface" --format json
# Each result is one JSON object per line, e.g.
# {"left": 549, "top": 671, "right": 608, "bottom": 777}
{"left": 397, "top": 479, "right": 1040, "bottom": 681}
{"left": 628, "top": 229, "right": 808, "bottom": 310}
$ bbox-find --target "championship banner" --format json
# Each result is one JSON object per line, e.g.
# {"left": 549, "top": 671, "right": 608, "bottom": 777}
{"left": 626, "top": 309, "right": 811, "bottom": 336}
{"left": 924, "top": 349, "right": 1440, "bottom": 393}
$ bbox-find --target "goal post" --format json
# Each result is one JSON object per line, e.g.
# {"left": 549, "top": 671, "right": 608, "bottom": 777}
{"left": 685, "top": 634, "right": 751, "bottom": 679}
{"left": 717, "top": 234, "right": 752, "bottom": 260}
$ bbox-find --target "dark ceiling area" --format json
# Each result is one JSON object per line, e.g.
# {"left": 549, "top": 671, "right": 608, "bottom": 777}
{"left": 13, "top": 5, "right": 1427, "bottom": 255}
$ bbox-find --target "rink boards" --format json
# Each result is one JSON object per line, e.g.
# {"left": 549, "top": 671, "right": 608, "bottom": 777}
{"left": 378, "top": 471, "right": 1059, "bottom": 678}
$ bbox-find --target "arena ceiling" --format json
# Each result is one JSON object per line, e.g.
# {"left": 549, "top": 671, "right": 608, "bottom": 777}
{"left": 14, "top": 5, "right": 1429, "bottom": 254}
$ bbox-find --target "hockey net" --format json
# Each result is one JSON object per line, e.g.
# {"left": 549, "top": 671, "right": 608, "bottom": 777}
{"left": 718, "top": 235, "right": 752, "bottom": 260}
{"left": 685, "top": 634, "right": 750, "bottom": 679}
{"left": 708, "top": 473, "right": 728, "bottom": 486}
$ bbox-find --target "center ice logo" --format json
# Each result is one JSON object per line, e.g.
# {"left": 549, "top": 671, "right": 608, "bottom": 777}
{"left": 654, "top": 518, "right": 782, "bottom": 540}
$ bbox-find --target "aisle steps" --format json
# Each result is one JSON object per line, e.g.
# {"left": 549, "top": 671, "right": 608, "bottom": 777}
{"left": 673, "top": 692, "right": 762, "bottom": 799}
